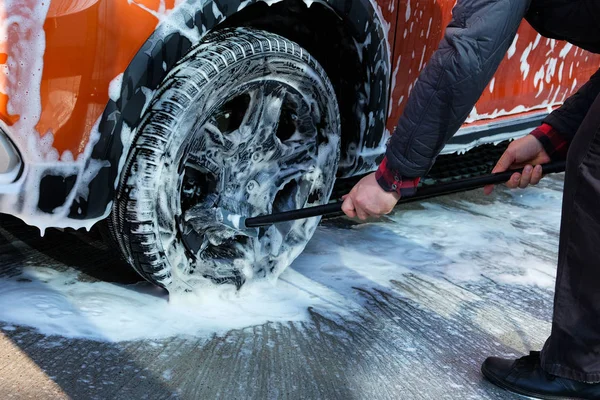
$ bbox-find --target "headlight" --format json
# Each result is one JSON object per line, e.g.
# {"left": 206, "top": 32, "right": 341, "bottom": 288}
{"left": 0, "top": 127, "right": 22, "bottom": 183}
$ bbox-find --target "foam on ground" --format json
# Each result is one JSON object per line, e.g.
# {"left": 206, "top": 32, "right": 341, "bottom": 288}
{"left": 0, "top": 177, "right": 563, "bottom": 341}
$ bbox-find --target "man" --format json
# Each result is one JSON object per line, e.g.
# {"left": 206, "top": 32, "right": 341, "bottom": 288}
{"left": 342, "top": 0, "right": 600, "bottom": 398}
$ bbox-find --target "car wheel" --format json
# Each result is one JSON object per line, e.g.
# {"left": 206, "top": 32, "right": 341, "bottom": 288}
{"left": 108, "top": 28, "right": 341, "bottom": 291}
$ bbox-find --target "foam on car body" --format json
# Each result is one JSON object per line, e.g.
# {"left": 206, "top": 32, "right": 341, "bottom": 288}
{"left": 0, "top": 0, "right": 390, "bottom": 238}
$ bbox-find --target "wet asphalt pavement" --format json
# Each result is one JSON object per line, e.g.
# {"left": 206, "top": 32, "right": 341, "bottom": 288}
{"left": 0, "top": 175, "right": 566, "bottom": 400}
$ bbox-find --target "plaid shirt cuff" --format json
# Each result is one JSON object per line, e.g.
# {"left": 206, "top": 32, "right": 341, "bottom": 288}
{"left": 530, "top": 123, "right": 569, "bottom": 160}
{"left": 375, "top": 157, "right": 420, "bottom": 197}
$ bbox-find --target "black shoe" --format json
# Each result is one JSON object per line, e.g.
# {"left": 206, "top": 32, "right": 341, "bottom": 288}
{"left": 481, "top": 351, "right": 600, "bottom": 400}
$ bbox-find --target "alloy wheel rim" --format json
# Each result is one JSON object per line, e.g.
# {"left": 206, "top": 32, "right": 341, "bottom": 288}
{"left": 173, "top": 79, "right": 329, "bottom": 280}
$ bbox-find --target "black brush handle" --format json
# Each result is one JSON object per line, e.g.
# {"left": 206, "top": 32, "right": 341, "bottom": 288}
{"left": 246, "top": 202, "right": 343, "bottom": 227}
{"left": 244, "top": 161, "right": 566, "bottom": 227}
{"left": 402, "top": 160, "right": 566, "bottom": 204}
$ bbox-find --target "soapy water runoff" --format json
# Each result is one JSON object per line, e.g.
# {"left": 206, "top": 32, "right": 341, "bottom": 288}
{"left": 0, "top": 173, "right": 562, "bottom": 343}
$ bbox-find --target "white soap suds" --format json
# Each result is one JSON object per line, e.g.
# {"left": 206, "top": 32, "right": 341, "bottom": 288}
{"left": 226, "top": 213, "right": 242, "bottom": 230}
{"left": 558, "top": 61, "right": 564, "bottom": 83}
{"left": 418, "top": 45, "right": 427, "bottom": 71}
{"left": 127, "top": 0, "right": 188, "bottom": 23}
{"left": 397, "top": 95, "right": 404, "bottom": 106}
{"left": 559, "top": 43, "right": 573, "bottom": 59}
{"left": 0, "top": 0, "right": 51, "bottom": 162}
{"left": 507, "top": 34, "right": 518, "bottom": 59}
{"left": 0, "top": 266, "right": 354, "bottom": 341}
{"left": 388, "top": 55, "right": 402, "bottom": 116}
{"left": 520, "top": 43, "right": 533, "bottom": 79}
{"left": 211, "top": 1, "right": 224, "bottom": 20}
{"left": 426, "top": 17, "right": 432, "bottom": 38}
{"left": 446, "top": 120, "right": 540, "bottom": 155}
{"left": 569, "top": 63, "right": 574, "bottom": 79}
{"left": 532, "top": 33, "right": 541, "bottom": 50}
{"left": 534, "top": 65, "right": 545, "bottom": 90}
{"left": 108, "top": 73, "right": 124, "bottom": 102}
{"left": 237, "top": 0, "right": 253, "bottom": 11}
{"left": 464, "top": 103, "right": 557, "bottom": 125}
{"left": 0, "top": 0, "right": 109, "bottom": 234}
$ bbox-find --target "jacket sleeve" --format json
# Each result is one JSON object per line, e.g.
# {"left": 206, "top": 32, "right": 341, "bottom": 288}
{"left": 543, "top": 68, "right": 600, "bottom": 142}
{"left": 530, "top": 123, "right": 569, "bottom": 160}
{"left": 386, "top": 0, "right": 532, "bottom": 178}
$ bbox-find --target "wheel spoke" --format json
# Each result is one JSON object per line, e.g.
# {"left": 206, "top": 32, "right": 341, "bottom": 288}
{"left": 203, "top": 121, "right": 226, "bottom": 148}
{"left": 278, "top": 140, "right": 316, "bottom": 166}
{"left": 272, "top": 168, "right": 305, "bottom": 193}
{"left": 238, "top": 85, "right": 286, "bottom": 144}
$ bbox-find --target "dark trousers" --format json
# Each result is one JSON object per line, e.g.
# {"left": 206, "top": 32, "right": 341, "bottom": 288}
{"left": 541, "top": 93, "right": 600, "bottom": 382}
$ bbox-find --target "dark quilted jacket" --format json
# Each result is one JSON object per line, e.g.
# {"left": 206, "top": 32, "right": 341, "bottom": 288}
{"left": 386, "top": 0, "right": 600, "bottom": 178}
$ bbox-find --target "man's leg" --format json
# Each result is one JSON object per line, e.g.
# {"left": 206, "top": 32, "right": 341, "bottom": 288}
{"left": 481, "top": 94, "right": 600, "bottom": 398}
{"left": 540, "top": 92, "right": 600, "bottom": 382}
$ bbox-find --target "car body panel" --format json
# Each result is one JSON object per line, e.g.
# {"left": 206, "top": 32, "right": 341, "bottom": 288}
{"left": 3, "top": 1, "right": 173, "bottom": 157}
{"left": 387, "top": 0, "right": 600, "bottom": 146}
{"left": 2, "top": 0, "right": 394, "bottom": 160}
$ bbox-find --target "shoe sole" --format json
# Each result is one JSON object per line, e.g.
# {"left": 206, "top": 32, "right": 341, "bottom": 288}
{"left": 481, "top": 363, "right": 584, "bottom": 400}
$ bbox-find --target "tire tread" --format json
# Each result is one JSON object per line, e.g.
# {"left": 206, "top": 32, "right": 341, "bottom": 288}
{"left": 109, "top": 28, "right": 339, "bottom": 288}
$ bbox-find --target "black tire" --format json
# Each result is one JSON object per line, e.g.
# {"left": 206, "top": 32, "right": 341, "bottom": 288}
{"left": 108, "top": 28, "right": 341, "bottom": 292}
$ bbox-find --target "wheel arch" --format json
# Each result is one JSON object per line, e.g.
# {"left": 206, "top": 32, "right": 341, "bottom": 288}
{"left": 77, "top": 0, "right": 390, "bottom": 221}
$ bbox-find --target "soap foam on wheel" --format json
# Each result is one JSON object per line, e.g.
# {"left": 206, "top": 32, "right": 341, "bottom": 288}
{"left": 111, "top": 28, "right": 341, "bottom": 291}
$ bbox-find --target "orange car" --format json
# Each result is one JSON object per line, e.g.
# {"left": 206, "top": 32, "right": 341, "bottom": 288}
{"left": 1, "top": 0, "right": 598, "bottom": 290}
